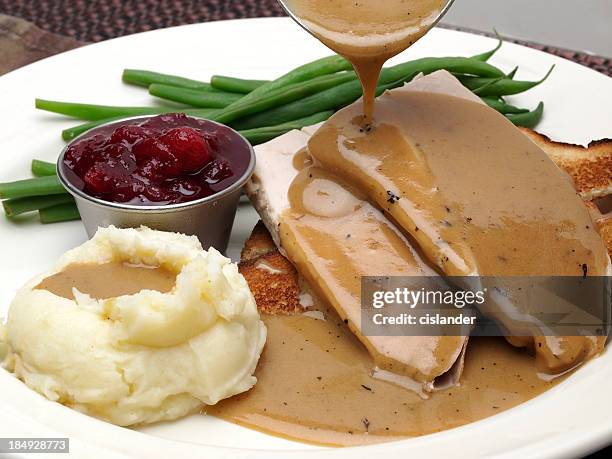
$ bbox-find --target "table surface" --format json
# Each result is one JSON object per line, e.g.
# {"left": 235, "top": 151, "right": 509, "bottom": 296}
{"left": 441, "top": 0, "right": 611, "bottom": 58}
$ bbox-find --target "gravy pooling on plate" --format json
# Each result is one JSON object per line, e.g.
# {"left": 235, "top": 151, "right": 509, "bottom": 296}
{"left": 209, "top": 299, "right": 562, "bottom": 447}
{"left": 284, "top": 0, "right": 448, "bottom": 121}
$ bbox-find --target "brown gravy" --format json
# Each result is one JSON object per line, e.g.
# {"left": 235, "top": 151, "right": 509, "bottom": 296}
{"left": 309, "top": 91, "right": 609, "bottom": 279}
{"left": 307, "top": 90, "right": 609, "bottom": 374}
{"left": 209, "top": 303, "right": 561, "bottom": 447}
{"left": 284, "top": 0, "right": 448, "bottom": 120}
{"left": 36, "top": 262, "right": 177, "bottom": 300}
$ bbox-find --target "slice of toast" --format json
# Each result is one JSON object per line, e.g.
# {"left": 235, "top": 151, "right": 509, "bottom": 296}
{"left": 597, "top": 217, "right": 612, "bottom": 256}
{"left": 519, "top": 128, "right": 611, "bottom": 201}
{"left": 519, "top": 128, "right": 612, "bottom": 255}
{"left": 239, "top": 221, "right": 302, "bottom": 315}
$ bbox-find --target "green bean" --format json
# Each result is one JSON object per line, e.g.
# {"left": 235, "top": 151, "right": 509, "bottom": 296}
{"left": 122, "top": 69, "right": 216, "bottom": 91}
{"left": 506, "top": 102, "right": 544, "bottom": 128}
{"left": 472, "top": 77, "right": 505, "bottom": 96}
{"left": 239, "top": 111, "right": 335, "bottom": 145}
{"left": 241, "top": 129, "right": 291, "bottom": 146}
{"left": 382, "top": 73, "right": 422, "bottom": 92}
{"left": 252, "top": 55, "right": 351, "bottom": 95}
{"left": 39, "top": 202, "right": 80, "bottom": 224}
{"left": 149, "top": 85, "right": 242, "bottom": 108}
{"left": 459, "top": 65, "right": 531, "bottom": 90}
{"left": 481, "top": 97, "right": 529, "bottom": 114}
{"left": 36, "top": 99, "right": 209, "bottom": 121}
{"left": 456, "top": 75, "right": 496, "bottom": 91}
{"left": 3, "top": 195, "right": 74, "bottom": 217}
{"left": 222, "top": 55, "right": 352, "bottom": 116}
{"left": 381, "top": 56, "right": 506, "bottom": 83}
{"left": 210, "top": 76, "right": 268, "bottom": 94}
{"left": 241, "top": 128, "right": 301, "bottom": 146}
{"left": 0, "top": 176, "right": 66, "bottom": 199}
{"left": 376, "top": 56, "right": 504, "bottom": 89}
{"left": 458, "top": 65, "right": 554, "bottom": 97}
{"left": 234, "top": 56, "right": 489, "bottom": 130}
{"left": 212, "top": 72, "right": 356, "bottom": 125}
{"left": 31, "top": 159, "right": 57, "bottom": 177}
{"left": 471, "top": 32, "right": 502, "bottom": 61}
{"left": 506, "top": 66, "right": 518, "bottom": 79}
{"left": 230, "top": 79, "right": 359, "bottom": 130}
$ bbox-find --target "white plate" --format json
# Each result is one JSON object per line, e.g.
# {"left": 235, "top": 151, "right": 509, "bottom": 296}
{"left": 0, "top": 17, "right": 611, "bottom": 459}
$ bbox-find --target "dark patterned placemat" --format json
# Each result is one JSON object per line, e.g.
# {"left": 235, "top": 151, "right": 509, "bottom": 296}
{"left": 0, "top": 0, "right": 285, "bottom": 42}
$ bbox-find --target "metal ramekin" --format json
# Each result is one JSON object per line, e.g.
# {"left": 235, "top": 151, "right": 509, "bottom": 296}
{"left": 57, "top": 115, "right": 255, "bottom": 253}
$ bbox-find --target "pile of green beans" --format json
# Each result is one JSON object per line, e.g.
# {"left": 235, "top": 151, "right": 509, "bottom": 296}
{"left": 122, "top": 69, "right": 218, "bottom": 91}
{"left": 0, "top": 160, "right": 78, "bottom": 223}
{"left": 3, "top": 41, "right": 553, "bottom": 224}
{"left": 148, "top": 85, "right": 242, "bottom": 108}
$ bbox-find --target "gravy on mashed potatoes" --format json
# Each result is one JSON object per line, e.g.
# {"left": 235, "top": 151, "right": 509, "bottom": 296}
{"left": 0, "top": 226, "right": 266, "bottom": 426}
{"left": 36, "top": 261, "right": 177, "bottom": 301}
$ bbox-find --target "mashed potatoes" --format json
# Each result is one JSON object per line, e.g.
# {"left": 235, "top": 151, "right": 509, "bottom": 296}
{"left": 0, "top": 226, "right": 266, "bottom": 426}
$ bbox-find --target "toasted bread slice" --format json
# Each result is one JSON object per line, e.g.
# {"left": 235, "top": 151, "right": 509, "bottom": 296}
{"left": 519, "top": 127, "right": 611, "bottom": 257}
{"left": 595, "top": 216, "right": 612, "bottom": 256}
{"left": 239, "top": 221, "right": 302, "bottom": 315}
{"left": 520, "top": 128, "right": 612, "bottom": 201}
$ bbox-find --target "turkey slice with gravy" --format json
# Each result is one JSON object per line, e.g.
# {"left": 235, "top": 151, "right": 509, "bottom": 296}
{"left": 306, "top": 71, "right": 610, "bottom": 374}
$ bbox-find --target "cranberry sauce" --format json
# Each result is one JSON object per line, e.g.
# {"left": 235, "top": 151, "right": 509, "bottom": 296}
{"left": 62, "top": 113, "right": 251, "bottom": 206}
